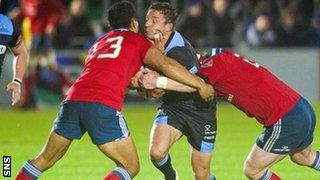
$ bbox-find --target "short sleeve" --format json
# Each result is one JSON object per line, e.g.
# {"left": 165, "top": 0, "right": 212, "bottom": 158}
{"left": 8, "top": 20, "right": 22, "bottom": 48}
{"left": 166, "top": 47, "right": 198, "bottom": 71}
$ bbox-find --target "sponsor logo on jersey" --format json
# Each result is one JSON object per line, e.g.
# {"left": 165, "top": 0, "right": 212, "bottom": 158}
{"left": 0, "top": 45, "right": 7, "bottom": 54}
{"left": 227, "top": 94, "right": 234, "bottom": 102}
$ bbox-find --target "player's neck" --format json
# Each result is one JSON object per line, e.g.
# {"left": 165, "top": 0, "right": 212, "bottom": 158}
{"left": 162, "top": 31, "right": 173, "bottom": 46}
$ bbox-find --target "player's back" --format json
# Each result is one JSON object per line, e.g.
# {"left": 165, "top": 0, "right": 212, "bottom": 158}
{"left": 200, "top": 49, "right": 300, "bottom": 126}
{"left": 65, "top": 29, "right": 151, "bottom": 111}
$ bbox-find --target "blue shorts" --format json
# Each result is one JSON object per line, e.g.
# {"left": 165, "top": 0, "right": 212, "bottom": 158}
{"left": 53, "top": 101, "right": 130, "bottom": 145}
{"left": 154, "top": 103, "right": 217, "bottom": 153}
{"left": 256, "top": 97, "right": 316, "bottom": 154}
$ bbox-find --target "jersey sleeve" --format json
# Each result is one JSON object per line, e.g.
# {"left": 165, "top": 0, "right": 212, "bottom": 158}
{"left": 137, "top": 34, "right": 152, "bottom": 60}
{"left": 166, "top": 47, "right": 198, "bottom": 71}
{"left": 8, "top": 20, "right": 22, "bottom": 48}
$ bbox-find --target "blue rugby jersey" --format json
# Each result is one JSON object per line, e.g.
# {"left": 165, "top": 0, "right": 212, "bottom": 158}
{"left": 0, "top": 14, "right": 21, "bottom": 78}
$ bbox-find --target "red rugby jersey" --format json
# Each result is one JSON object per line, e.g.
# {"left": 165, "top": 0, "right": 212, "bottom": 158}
{"left": 65, "top": 29, "right": 152, "bottom": 110}
{"left": 200, "top": 50, "right": 300, "bottom": 126}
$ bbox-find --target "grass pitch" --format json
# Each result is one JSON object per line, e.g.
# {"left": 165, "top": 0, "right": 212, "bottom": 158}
{"left": 1, "top": 102, "right": 319, "bottom": 179}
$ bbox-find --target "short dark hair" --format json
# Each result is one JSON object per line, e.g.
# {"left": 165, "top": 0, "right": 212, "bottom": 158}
{"left": 107, "top": 1, "right": 137, "bottom": 29}
{"left": 148, "top": 2, "right": 178, "bottom": 26}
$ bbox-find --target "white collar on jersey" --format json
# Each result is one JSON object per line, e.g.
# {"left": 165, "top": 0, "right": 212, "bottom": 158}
{"left": 114, "top": 28, "right": 129, "bottom": 31}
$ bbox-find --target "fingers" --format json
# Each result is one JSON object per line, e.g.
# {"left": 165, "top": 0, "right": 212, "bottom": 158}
{"left": 153, "top": 30, "right": 165, "bottom": 52}
{"left": 199, "top": 84, "right": 214, "bottom": 102}
{"left": 138, "top": 71, "right": 158, "bottom": 90}
{"left": 6, "top": 83, "right": 21, "bottom": 106}
{"left": 11, "top": 91, "right": 19, "bottom": 106}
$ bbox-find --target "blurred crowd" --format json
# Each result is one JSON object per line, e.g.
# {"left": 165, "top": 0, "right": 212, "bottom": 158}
{"left": 2, "top": 0, "right": 320, "bottom": 50}
{"left": 1, "top": 0, "right": 320, "bottom": 108}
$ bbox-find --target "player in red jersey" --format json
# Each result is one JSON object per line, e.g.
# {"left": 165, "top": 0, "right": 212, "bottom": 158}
{"left": 139, "top": 48, "right": 319, "bottom": 179}
{"left": 15, "top": 2, "right": 214, "bottom": 180}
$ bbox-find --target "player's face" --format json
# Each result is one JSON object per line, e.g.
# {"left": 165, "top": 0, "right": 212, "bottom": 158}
{"left": 145, "top": 9, "right": 172, "bottom": 40}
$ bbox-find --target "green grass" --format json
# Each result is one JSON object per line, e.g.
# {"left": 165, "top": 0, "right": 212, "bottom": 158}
{"left": 1, "top": 102, "right": 320, "bottom": 179}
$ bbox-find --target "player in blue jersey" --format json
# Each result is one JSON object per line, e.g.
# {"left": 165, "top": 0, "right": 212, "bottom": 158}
{"left": 141, "top": 3, "right": 217, "bottom": 180}
{"left": 0, "top": 14, "right": 29, "bottom": 106}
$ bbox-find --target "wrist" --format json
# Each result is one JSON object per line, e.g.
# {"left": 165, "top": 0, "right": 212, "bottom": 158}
{"left": 156, "top": 76, "right": 168, "bottom": 89}
{"left": 13, "top": 77, "right": 22, "bottom": 85}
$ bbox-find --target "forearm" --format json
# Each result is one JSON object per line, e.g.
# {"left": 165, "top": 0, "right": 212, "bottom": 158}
{"left": 157, "top": 76, "right": 196, "bottom": 92}
{"left": 158, "top": 56, "right": 203, "bottom": 89}
{"left": 13, "top": 53, "right": 28, "bottom": 80}
{"left": 144, "top": 47, "right": 202, "bottom": 89}
{"left": 12, "top": 42, "right": 29, "bottom": 81}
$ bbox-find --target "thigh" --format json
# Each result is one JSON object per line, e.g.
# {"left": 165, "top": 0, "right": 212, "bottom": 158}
{"left": 150, "top": 123, "right": 182, "bottom": 153}
{"left": 53, "top": 101, "right": 85, "bottom": 141}
{"left": 98, "top": 136, "right": 138, "bottom": 168}
{"left": 33, "top": 131, "right": 72, "bottom": 171}
{"left": 184, "top": 111, "right": 217, "bottom": 153}
{"left": 245, "top": 144, "right": 286, "bottom": 171}
{"left": 290, "top": 145, "right": 316, "bottom": 166}
{"left": 151, "top": 107, "right": 184, "bottom": 152}
{"left": 81, "top": 103, "right": 130, "bottom": 145}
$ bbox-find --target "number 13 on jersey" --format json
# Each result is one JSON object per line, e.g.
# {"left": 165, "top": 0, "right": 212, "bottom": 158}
{"left": 88, "top": 36, "right": 123, "bottom": 60}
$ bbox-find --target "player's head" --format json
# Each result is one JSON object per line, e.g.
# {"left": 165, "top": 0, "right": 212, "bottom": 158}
{"left": 107, "top": 1, "right": 139, "bottom": 33}
{"left": 145, "top": 2, "right": 178, "bottom": 40}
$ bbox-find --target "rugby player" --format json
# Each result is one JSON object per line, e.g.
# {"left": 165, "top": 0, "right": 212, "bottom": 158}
{"left": 140, "top": 48, "right": 318, "bottom": 180}
{"left": 15, "top": 2, "right": 213, "bottom": 180}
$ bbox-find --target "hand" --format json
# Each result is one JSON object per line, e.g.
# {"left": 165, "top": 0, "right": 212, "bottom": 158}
{"left": 130, "top": 70, "right": 143, "bottom": 89}
{"left": 6, "top": 82, "right": 21, "bottom": 106}
{"left": 198, "top": 82, "right": 214, "bottom": 102}
{"left": 138, "top": 70, "right": 159, "bottom": 90}
{"left": 153, "top": 31, "right": 165, "bottom": 52}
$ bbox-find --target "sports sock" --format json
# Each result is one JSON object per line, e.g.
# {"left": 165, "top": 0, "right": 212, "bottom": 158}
{"left": 153, "top": 154, "right": 176, "bottom": 180}
{"left": 209, "top": 173, "right": 216, "bottom": 180}
{"left": 259, "top": 170, "right": 281, "bottom": 180}
{"left": 310, "top": 151, "right": 320, "bottom": 171}
{"left": 104, "top": 167, "right": 131, "bottom": 180}
{"left": 15, "top": 160, "right": 42, "bottom": 180}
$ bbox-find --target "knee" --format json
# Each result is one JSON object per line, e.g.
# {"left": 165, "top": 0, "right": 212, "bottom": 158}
{"left": 122, "top": 160, "right": 140, "bottom": 178}
{"left": 193, "top": 167, "right": 210, "bottom": 180}
{"left": 150, "top": 145, "right": 167, "bottom": 162}
{"left": 290, "top": 153, "right": 313, "bottom": 166}
{"left": 243, "top": 161, "right": 261, "bottom": 179}
{"left": 192, "top": 160, "right": 210, "bottom": 180}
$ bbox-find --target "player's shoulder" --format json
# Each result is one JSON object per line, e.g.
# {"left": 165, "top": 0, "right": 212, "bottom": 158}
{"left": 165, "top": 30, "right": 193, "bottom": 53}
{"left": 112, "top": 30, "right": 149, "bottom": 44}
{"left": 0, "top": 14, "right": 14, "bottom": 36}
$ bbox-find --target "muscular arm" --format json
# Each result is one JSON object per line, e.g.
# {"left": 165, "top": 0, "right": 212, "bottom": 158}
{"left": 165, "top": 78, "right": 196, "bottom": 92}
{"left": 11, "top": 41, "right": 29, "bottom": 81}
{"left": 142, "top": 46, "right": 213, "bottom": 101}
{"left": 139, "top": 70, "right": 198, "bottom": 93}
{"left": 6, "top": 40, "right": 29, "bottom": 106}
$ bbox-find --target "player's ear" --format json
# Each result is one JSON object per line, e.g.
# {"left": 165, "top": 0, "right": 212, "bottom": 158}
{"left": 130, "top": 18, "right": 139, "bottom": 33}
{"left": 165, "top": 23, "right": 173, "bottom": 32}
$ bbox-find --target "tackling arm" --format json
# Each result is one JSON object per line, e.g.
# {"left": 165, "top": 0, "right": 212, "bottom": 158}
{"left": 129, "top": 69, "right": 165, "bottom": 99}
{"left": 142, "top": 46, "right": 214, "bottom": 101}
{"left": 139, "top": 70, "right": 198, "bottom": 93}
